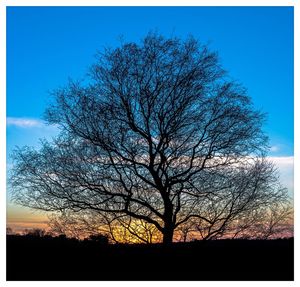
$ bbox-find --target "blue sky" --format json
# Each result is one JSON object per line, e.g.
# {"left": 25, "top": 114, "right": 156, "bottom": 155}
{"left": 6, "top": 6, "right": 294, "bottom": 226}
{"left": 7, "top": 6, "right": 294, "bottom": 155}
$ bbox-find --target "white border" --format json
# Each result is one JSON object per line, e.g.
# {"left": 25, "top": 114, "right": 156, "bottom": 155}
{"left": 0, "top": 0, "right": 297, "bottom": 6}
{"left": 1, "top": 1, "right": 297, "bottom": 287}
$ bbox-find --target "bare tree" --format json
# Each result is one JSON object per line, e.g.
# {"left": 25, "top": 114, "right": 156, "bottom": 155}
{"left": 48, "top": 209, "right": 162, "bottom": 243}
{"left": 47, "top": 211, "right": 109, "bottom": 240}
{"left": 179, "top": 159, "right": 292, "bottom": 240}
{"left": 24, "top": 228, "right": 46, "bottom": 237}
{"left": 10, "top": 33, "right": 292, "bottom": 244}
{"left": 6, "top": 227, "right": 14, "bottom": 235}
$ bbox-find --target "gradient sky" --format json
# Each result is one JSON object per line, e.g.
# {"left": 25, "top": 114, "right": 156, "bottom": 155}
{"left": 6, "top": 6, "right": 294, "bottom": 231}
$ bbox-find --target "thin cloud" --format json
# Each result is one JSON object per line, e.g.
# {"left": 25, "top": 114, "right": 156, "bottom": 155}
{"left": 268, "top": 156, "right": 294, "bottom": 195}
{"left": 268, "top": 156, "right": 294, "bottom": 167}
{"left": 7, "top": 117, "right": 44, "bottom": 128}
{"left": 270, "top": 145, "right": 280, "bottom": 152}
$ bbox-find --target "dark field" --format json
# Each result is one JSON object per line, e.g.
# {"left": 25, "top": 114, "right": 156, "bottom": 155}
{"left": 7, "top": 235, "right": 294, "bottom": 281}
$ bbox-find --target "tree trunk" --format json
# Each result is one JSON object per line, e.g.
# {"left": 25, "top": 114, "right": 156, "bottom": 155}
{"left": 162, "top": 224, "right": 174, "bottom": 245}
{"left": 162, "top": 192, "right": 174, "bottom": 244}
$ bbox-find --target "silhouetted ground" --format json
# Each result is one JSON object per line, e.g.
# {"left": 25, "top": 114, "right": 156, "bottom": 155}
{"left": 7, "top": 235, "right": 293, "bottom": 281}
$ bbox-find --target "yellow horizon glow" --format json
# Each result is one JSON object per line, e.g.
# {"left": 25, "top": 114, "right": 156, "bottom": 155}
{"left": 7, "top": 203, "right": 49, "bottom": 232}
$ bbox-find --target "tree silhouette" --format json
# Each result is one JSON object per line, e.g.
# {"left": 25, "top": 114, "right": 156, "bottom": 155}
{"left": 6, "top": 227, "right": 14, "bottom": 235}
{"left": 24, "top": 228, "right": 46, "bottom": 237}
{"left": 10, "top": 33, "right": 291, "bottom": 244}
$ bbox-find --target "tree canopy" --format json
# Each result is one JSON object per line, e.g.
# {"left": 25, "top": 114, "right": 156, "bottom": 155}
{"left": 10, "top": 33, "right": 292, "bottom": 244}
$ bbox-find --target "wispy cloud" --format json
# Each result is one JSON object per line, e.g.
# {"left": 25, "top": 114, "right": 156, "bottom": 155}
{"left": 268, "top": 156, "right": 294, "bottom": 167}
{"left": 269, "top": 145, "right": 280, "bottom": 152}
{"left": 7, "top": 117, "right": 44, "bottom": 128}
{"left": 268, "top": 156, "right": 294, "bottom": 196}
